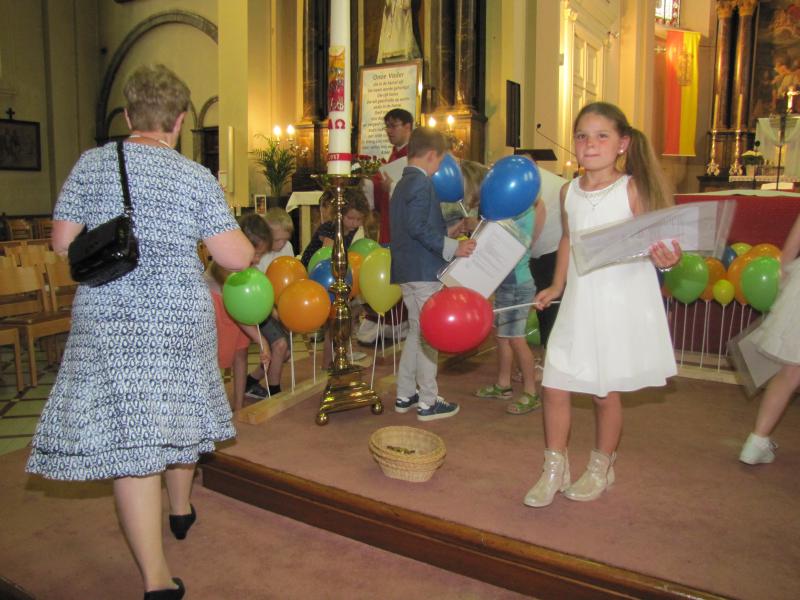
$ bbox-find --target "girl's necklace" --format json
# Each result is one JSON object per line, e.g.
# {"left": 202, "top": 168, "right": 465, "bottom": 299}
{"left": 577, "top": 175, "right": 625, "bottom": 210}
{"left": 128, "top": 134, "right": 172, "bottom": 149}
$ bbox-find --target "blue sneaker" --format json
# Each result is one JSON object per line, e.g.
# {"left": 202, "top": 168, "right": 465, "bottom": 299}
{"left": 417, "top": 397, "right": 460, "bottom": 421}
{"left": 395, "top": 392, "right": 419, "bottom": 413}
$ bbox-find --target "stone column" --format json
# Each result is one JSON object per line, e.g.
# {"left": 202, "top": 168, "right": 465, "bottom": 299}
{"left": 712, "top": 0, "right": 734, "bottom": 130}
{"left": 731, "top": 0, "right": 758, "bottom": 130}
{"left": 454, "top": 0, "right": 477, "bottom": 108}
{"left": 427, "top": 0, "right": 455, "bottom": 110}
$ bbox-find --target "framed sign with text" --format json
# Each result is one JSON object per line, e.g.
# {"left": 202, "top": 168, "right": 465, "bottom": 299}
{"left": 357, "top": 60, "right": 421, "bottom": 159}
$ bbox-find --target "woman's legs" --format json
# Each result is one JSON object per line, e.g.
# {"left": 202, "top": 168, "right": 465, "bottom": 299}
{"left": 754, "top": 364, "right": 800, "bottom": 437}
{"left": 593, "top": 392, "right": 623, "bottom": 455}
{"left": 114, "top": 474, "right": 176, "bottom": 592}
{"left": 164, "top": 463, "right": 195, "bottom": 516}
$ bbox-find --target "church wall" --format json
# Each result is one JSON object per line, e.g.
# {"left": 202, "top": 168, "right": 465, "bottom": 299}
{"left": 0, "top": 1, "right": 58, "bottom": 215}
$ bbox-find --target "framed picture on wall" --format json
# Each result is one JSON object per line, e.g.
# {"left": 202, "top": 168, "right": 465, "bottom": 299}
{"left": 0, "top": 119, "right": 41, "bottom": 171}
{"left": 254, "top": 194, "right": 267, "bottom": 215}
{"left": 749, "top": 1, "right": 800, "bottom": 127}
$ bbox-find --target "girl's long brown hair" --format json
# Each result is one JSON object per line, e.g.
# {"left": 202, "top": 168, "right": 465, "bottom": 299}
{"left": 574, "top": 102, "right": 672, "bottom": 212}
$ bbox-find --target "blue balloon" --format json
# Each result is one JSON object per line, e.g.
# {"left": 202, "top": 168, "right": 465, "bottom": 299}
{"left": 309, "top": 259, "right": 352, "bottom": 301}
{"left": 479, "top": 155, "right": 541, "bottom": 220}
{"left": 721, "top": 246, "right": 737, "bottom": 269}
{"left": 431, "top": 153, "right": 464, "bottom": 202}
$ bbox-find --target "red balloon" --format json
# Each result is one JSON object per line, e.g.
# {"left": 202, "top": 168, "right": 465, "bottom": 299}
{"left": 419, "top": 287, "right": 493, "bottom": 353}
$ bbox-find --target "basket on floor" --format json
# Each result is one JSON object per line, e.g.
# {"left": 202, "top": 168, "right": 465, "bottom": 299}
{"left": 369, "top": 426, "right": 446, "bottom": 483}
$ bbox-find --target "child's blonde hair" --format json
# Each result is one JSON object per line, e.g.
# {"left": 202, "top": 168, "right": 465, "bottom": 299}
{"left": 574, "top": 102, "right": 672, "bottom": 212}
{"left": 461, "top": 160, "right": 489, "bottom": 211}
{"left": 265, "top": 207, "right": 294, "bottom": 235}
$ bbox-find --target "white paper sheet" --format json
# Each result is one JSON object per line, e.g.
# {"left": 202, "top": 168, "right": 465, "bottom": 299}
{"left": 571, "top": 200, "right": 735, "bottom": 275}
{"left": 438, "top": 220, "right": 528, "bottom": 298}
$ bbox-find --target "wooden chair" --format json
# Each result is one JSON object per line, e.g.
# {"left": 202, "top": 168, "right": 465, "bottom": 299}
{"left": 18, "top": 248, "right": 58, "bottom": 269}
{"left": 0, "top": 255, "right": 16, "bottom": 268}
{"left": 0, "top": 326, "right": 25, "bottom": 391}
{"left": 44, "top": 260, "right": 77, "bottom": 311}
{"left": 7, "top": 219, "right": 32, "bottom": 240}
{"left": 34, "top": 218, "right": 54, "bottom": 240}
{"left": 1, "top": 265, "right": 71, "bottom": 387}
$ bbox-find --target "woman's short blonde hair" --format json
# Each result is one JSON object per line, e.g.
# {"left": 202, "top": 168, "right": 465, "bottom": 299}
{"left": 123, "top": 65, "right": 191, "bottom": 132}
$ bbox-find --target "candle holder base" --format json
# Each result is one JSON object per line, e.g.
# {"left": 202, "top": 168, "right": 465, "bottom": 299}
{"left": 316, "top": 367, "right": 384, "bottom": 426}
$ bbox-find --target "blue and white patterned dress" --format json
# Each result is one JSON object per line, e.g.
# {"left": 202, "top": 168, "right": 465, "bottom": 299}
{"left": 26, "top": 142, "right": 237, "bottom": 480}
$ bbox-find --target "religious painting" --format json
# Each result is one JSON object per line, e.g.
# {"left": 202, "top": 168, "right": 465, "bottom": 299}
{"left": 0, "top": 119, "right": 41, "bottom": 171}
{"left": 750, "top": 0, "right": 800, "bottom": 126}
{"left": 361, "top": 0, "right": 424, "bottom": 67}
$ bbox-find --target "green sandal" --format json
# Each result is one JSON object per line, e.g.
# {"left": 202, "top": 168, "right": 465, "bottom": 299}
{"left": 475, "top": 383, "right": 513, "bottom": 398}
{"left": 506, "top": 392, "right": 541, "bottom": 415}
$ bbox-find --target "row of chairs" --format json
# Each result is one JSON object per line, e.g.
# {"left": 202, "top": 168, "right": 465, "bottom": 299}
{"left": 3, "top": 217, "right": 53, "bottom": 240}
{"left": 0, "top": 243, "right": 57, "bottom": 268}
{"left": 0, "top": 258, "right": 77, "bottom": 390}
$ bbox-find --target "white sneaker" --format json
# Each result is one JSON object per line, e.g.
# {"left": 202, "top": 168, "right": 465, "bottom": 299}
{"left": 739, "top": 433, "right": 777, "bottom": 465}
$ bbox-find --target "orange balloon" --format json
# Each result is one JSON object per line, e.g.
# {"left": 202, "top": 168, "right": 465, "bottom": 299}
{"left": 700, "top": 257, "right": 726, "bottom": 301}
{"left": 727, "top": 253, "right": 754, "bottom": 305}
{"left": 348, "top": 251, "right": 363, "bottom": 299}
{"left": 748, "top": 243, "right": 781, "bottom": 260}
{"left": 277, "top": 279, "right": 331, "bottom": 333}
{"left": 266, "top": 256, "right": 307, "bottom": 301}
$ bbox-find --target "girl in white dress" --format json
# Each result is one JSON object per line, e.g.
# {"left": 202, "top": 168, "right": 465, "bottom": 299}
{"left": 524, "top": 102, "right": 681, "bottom": 507}
{"left": 739, "top": 214, "right": 800, "bottom": 465}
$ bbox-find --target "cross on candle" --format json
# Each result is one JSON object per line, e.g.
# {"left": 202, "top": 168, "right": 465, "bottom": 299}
{"left": 5, "top": 107, "right": 15, "bottom": 120}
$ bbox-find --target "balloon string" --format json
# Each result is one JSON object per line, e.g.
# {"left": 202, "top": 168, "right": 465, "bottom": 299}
{"left": 717, "top": 304, "right": 726, "bottom": 371}
{"left": 370, "top": 313, "right": 381, "bottom": 390}
{"left": 699, "top": 301, "right": 709, "bottom": 369}
{"left": 312, "top": 332, "right": 317, "bottom": 384}
{"left": 380, "top": 313, "right": 386, "bottom": 358}
{"left": 289, "top": 333, "right": 295, "bottom": 392}
{"left": 493, "top": 301, "right": 560, "bottom": 314}
{"left": 391, "top": 307, "right": 397, "bottom": 375}
{"left": 257, "top": 335, "right": 271, "bottom": 398}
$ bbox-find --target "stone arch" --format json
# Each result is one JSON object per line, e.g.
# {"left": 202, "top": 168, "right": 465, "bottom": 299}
{"left": 95, "top": 10, "right": 217, "bottom": 143}
{"left": 198, "top": 95, "right": 219, "bottom": 129}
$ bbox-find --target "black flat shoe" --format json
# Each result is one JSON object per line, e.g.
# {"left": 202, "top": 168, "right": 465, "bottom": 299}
{"left": 144, "top": 577, "right": 185, "bottom": 599}
{"left": 169, "top": 504, "right": 196, "bottom": 540}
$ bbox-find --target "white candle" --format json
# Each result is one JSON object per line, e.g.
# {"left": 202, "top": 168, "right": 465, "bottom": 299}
{"left": 327, "top": 0, "right": 351, "bottom": 175}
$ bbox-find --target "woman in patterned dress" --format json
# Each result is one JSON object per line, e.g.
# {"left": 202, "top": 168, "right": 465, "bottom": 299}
{"left": 26, "top": 65, "right": 253, "bottom": 599}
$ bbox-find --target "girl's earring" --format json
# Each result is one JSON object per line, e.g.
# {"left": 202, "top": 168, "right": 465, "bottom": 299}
{"left": 618, "top": 149, "right": 625, "bottom": 154}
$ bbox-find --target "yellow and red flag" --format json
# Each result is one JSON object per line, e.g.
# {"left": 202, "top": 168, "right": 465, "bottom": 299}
{"left": 663, "top": 30, "right": 700, "bottom": 156}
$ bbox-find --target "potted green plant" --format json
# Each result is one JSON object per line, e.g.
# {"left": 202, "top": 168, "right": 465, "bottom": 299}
{"left": 741, "top": 144, "right": 764, "bottom": 177}
{"left": 251, "top": 134, "right": 307, "bottom": 205}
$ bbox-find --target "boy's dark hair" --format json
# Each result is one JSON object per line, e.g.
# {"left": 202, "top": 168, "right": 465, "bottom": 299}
{"left": 384, "top": 108, "right": 414, "bottom": 126}
{"left": 238, "top": 213, "right": 272, "bottom": 247}
{"left": 408, "top": 127, "right": 447, "bottom": 158}
{"left": 343, "top": 189, "right": 370, "bottom": 217}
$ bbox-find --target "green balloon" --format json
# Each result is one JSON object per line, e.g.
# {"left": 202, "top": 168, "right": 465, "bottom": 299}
{"left": 525, "top": 310, "right": 541, "bottom": 346}
{"left": 741, "top": 257, "right": 780, "bottom": 313}
{"left": 222, "top": 267, "right": 274, "bottom": 325}
{"left": 307, "top": 246, "right": 332, "bottom": 274}
{"left": 665, "top": 253, "right": 709, "bottom": 304}
{"left": 349, "top": 237, "right": 379, "bottom": 258}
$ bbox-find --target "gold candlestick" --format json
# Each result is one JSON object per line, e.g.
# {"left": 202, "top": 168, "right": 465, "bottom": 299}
{"left": 729, "top": 129, "right": 743, "bottom": 176}
{"left": 706, "top": 129, "right": 720, "bottom": 176}
{"left": 311, "top": 173, "right": 383, "bottom": 425}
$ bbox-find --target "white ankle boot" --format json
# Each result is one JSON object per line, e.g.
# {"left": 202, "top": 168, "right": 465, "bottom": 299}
{"left": 564, "top": 450, "right": 615, "bottom": 502}
{"left": 523, "top": 449, "right": 570, "bottom": 508}
{"left": 739, "top": 433, "right": 777, "bottom": 465}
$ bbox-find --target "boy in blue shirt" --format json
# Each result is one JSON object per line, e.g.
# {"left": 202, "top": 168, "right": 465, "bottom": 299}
{"left": 390, "top": 127, "right": 476, "bottom": 420}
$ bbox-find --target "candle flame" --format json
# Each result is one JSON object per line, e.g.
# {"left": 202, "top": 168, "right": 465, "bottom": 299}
{"left": 428, "top": 116, "right": 437, "bottom": 128}
{"left": 286, "top": 125, "right": 295, "bottom": 137}
{"left": 446, "top": 114, "right": 455, "bottom": 129}
{"left": 273, "top": 125, "right": 282, "bottom": 138}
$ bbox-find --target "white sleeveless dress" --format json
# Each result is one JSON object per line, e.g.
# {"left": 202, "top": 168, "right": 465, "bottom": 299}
{"left": 748, "top": 258, "right": 800, "bottom": 365}
{"left": 543, "top": 175, "right": 677, "bottom": 396}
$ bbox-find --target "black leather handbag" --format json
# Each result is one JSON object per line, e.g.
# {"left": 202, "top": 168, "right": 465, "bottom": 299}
{"left": 68, "top": 140, "right": 139, "bottom": 287}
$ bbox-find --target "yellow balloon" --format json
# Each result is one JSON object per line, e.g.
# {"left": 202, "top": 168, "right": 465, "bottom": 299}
{"left": 731, "top": 242, "right": 752, "bottom": 256}
{"left": 359, "top": 247, "right": 402, "bottom": 314}
{"left": 712, "top": 278, "right": 735, "bottom": 306}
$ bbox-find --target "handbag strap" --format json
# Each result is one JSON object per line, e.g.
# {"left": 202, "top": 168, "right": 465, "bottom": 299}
{"left": 116, "top": 140, "right": 134, "bottom": 217}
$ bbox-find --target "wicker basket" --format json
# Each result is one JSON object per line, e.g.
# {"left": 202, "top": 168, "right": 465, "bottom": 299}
{"left": 369, "top": 426, "right": 446, "bottom": 483}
